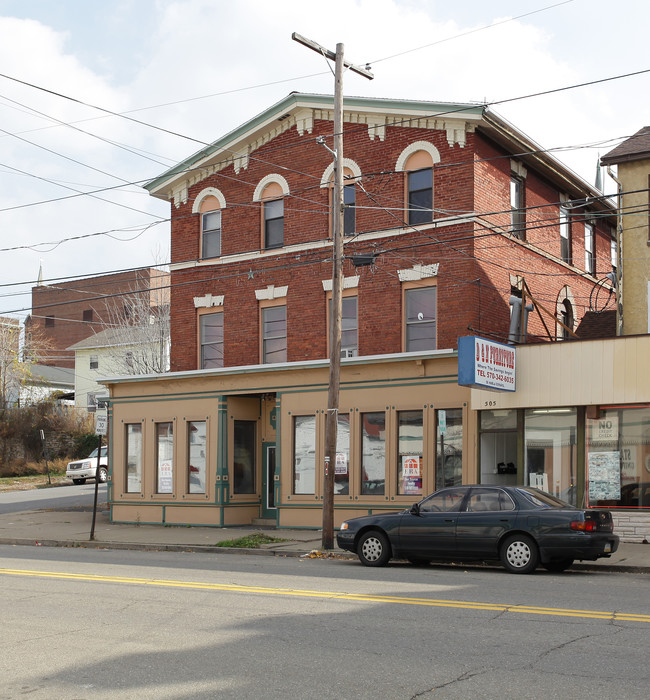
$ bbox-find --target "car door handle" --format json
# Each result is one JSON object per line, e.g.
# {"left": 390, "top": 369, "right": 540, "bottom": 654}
{"left": 445, "top": 518, "right": 454, "bottom": 523}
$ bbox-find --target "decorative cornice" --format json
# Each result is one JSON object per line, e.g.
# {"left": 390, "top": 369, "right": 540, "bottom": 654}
{"left": 194, "top": 294, "right": 224, "bottom": 309}
{"left": 192, "top": 187, "right": 226, "bottom": 213}
{"left": 253, "top": 174, "right": 290, "bottom": 201}
{"left": 255, "top": 285, "right": 288, "bottom": 301}
{"left": 320, "top": 158, "right": 362, "bottom": 187}
{"left": 397, "top": 264, "right": 440, "bottom": 282}
{"left": 322, "top": 276, "right": 360, "bottom": 291}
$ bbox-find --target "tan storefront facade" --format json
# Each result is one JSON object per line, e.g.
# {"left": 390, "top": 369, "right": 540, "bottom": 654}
{"left": 105, "top": 350, "right": 474, "bottom": 530}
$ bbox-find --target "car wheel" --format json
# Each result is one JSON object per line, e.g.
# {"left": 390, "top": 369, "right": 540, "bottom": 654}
{"left": 72, "top": 478, "right": 86, "bottom": 485}
{"left": 543, "top": 558, "right": 574, "bottom": 573}
{"left": 500, "top": 534, "right": 539, "bottom": 574}
{"left": 97, "top": 467, "right": 108, "bottom": 483}
{"left": 357, "top": 530, "right": 391, "bottom": 567}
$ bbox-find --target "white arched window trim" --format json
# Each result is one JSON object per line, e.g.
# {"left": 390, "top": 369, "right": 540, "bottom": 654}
{"left": 192, "top": 187, "right": 226, "bottom": 213}
{"left": 319, "top": 158, "right": 362, "bottom": 188}
{"left": 395, "top": 141, "right": 441, "bottom": 172}
{"left": 253, "top": 174, "right": 290, "bottom": 201}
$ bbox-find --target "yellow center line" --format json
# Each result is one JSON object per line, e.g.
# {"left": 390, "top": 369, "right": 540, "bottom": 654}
{"left": 2, "top": 567, "right": 648, "bottom": 623}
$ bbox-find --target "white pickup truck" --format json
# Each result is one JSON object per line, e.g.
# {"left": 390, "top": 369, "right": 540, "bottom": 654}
{"left": 66, "top": 446, "right": 108, "bottom": 485}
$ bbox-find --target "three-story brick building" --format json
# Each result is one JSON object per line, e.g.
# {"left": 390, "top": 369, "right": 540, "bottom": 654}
{"left": 104, "top": 94, "right": 616, "bottom": 528}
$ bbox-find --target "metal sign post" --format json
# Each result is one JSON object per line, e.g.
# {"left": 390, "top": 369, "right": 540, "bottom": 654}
{"left": 89, "top": 414, "right": 107, "bottom": 542}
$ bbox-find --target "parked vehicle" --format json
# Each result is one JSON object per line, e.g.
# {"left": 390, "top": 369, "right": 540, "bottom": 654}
{"left": 336, "top": 485, "right": 619, "bottom": 574}
{"left": 66, "top": 446, "right": 108, "bottom": 485}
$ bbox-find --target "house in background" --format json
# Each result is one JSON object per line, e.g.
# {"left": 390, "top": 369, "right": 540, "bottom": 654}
{"left": 601, "top": 126, "right": 650, "bottom": 336}
{"left": 69, "top": 325, "right": 170, "bottom": 411}
{"left": 19, "top": 364, "right": 75, "bottom": 406}
{"left": 101, "top": 93, "right": 627, "bottom": 532}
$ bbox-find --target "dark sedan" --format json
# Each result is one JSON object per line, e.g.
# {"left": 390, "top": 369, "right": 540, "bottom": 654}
{"left": 336, "top": 485, "right": 619, "bottom": 574}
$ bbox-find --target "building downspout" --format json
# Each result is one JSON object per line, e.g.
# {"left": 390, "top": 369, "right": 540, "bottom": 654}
{"left": 607, "top": 166, "right": 623, "bottom": 336}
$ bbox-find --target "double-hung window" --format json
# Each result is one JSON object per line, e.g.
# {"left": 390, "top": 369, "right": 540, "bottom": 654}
{"left": 264, "top": 199, "right": 284, "bottom": 249}
{"left": 201, "top": 210, "right": 221, "bottom": 258}
{"left": 585, "top": 223, "right": 595, "bottom": 274}
{"left": 408, "top": 168, "right": 433, "bottom": 225}
{"left": 329, "top": 295, "right": 358, "bottom": 357}
{"left": 343, "top": 183, "right": 356, "bottom": 236}
{"left": 405, "top": 286, "right": 437, "bottom": 351}
{"left": 199, "top": 312, "right": 224, "bottom": 369}
{"left": 510, "top": 176, "right": 525, "bottom": 238}
{"left": 262, "top": 305, "right": 287, "bottom": 363}
{"left": 560, "top": 204, "right": 571, "bottom": 264}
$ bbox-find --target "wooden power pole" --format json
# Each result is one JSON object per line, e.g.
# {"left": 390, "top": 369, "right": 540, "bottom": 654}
{"left": 291, "top": 34, "right": 373, "bottom": 549}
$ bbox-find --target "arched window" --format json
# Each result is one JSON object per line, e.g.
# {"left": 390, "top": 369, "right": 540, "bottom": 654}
{"left": 193, "top": 188, "right": 226, "bottom": 259}
{"left": 254, "top": 175, "right": 290, "bottom": 250}
{"left": 556, "top": 286, "right": 575, "bottom": 340}
{"left": 396, "top": 142, "right": 440, "bottom": 226}
{"left": 321, "top": 159, "right": 361, "bottom": 237}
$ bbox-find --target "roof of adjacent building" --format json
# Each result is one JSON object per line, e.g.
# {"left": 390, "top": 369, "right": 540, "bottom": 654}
{"left": 574, "top": 309, "right": 617, "bottom": 340}
{"left": 26, "top": 364, "right": 75, "bottom": 388}
{"left": 67, "top": 327, "right": 136, "bottom": 351}
{"left": 601, "top": 126, "right": 650, "bottom": 165}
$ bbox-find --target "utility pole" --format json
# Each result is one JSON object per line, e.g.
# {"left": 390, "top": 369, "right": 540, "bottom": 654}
{"left": 292, "top": 33, "right": 373, "bottom": 550}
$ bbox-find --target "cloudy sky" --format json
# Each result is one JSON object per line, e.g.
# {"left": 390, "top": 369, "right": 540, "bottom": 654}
{"left": 0, "top": 0, "right": 648, "bottom": 321}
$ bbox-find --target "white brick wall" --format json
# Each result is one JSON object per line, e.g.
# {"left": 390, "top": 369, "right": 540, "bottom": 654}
{"left": 612, "top": 512, "right": 650, "bottom": 543}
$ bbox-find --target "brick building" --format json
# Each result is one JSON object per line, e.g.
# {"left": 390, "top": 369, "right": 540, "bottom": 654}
{"left": 25, "top": 268, "right": 169, "bottom": 369}
{"left": 103, "top": 94, "right": 620, "bottom": 529}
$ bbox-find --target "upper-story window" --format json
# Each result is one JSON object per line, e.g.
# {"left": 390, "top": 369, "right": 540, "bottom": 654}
{"left": 193, "top": 188, "right": 226, "bottom": 259}
{"left": 199, "top": 311, "right": 224, "bottom": 369}
{"left": 328, "top": 295, "right": 358, "bottom": 357}
{"left": 320, "top": 160, "right": 361, "bottom": 238}
{"left": 261, "top": 304, "right": 287, "bottom": 363}
{"left": 559, "top": 200, "right": 571, "bottom": 264}
{"left": 408, "top": 168, "right": 433, "bottom": 225}
{"left": 396, "top": 142, "right": 440, "bottom": 227}
{"left": 254, "top": 175, "right": 290, "bottom": 250}
{"left": 585, "top": 222, "right": 595, "bottom": 275}
{"left": 83, "top": 309, "right": 93, "bottom": 323}
{"left": 45, "top": 316, "right": 55, "bottom": 328}
{"left": 510, "top": 176, "right": 525, "bottom": 238}
{"left": 264, "top": 197, "right": 284, "bottom": 249}
{"left": 404, "top": 285, "right": 437, "bottom": 351}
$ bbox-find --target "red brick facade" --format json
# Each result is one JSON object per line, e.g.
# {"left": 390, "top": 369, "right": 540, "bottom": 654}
{"left": 147, "top": 95, "right": 616, "bottom": 373}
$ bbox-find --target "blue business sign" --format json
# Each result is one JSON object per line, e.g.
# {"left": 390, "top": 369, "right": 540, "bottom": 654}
{"left": 458, "top": 336, "right": 516, "bottom": 392}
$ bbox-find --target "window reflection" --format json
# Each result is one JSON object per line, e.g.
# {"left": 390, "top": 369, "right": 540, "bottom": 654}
{"left": 361, "top": 412, "right": 385, "bottom": 495}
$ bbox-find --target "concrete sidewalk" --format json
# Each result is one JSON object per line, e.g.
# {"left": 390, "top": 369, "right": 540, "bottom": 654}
{"left": 0, "top": 507, "right": 648, "bottom": 573}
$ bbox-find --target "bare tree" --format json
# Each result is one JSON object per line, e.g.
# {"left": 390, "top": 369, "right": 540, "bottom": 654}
{"left": 94, "top": 270, "right": 170, "bottom": 376}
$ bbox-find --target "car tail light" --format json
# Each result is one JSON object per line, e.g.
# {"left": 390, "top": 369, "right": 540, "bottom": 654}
{"left": 570, "top": 520, "right": 597, "bottom": 532}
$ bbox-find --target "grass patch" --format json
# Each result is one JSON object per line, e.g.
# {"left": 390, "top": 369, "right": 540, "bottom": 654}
{"left": 215, "top": 533, "right": 288, "bottom": 548}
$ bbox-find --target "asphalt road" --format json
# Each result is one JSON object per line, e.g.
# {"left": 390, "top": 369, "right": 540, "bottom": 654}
{"left": 0, "top": 482, "right": 107, "bottom": 514}
{"left": 1, "top": 544, "right": 648, "bottom": 699}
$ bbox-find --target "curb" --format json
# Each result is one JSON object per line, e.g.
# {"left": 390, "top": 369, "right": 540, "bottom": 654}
{"left": 0, "top": 537, "right": 645, "bottom": 572}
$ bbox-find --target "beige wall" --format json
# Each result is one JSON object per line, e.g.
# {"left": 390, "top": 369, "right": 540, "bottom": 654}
{"left": 471, "top": 335, "right": 650, "bottom": 409}
{"left": 618, "top": 159, "right": 650, "bottom": 335}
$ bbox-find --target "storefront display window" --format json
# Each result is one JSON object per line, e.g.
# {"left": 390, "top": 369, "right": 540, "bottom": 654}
{"left": 361, "top": 412, "right": 385, "bottom": 495}
{"left": 233, "top": 420, "right": 256, "bottom": 494}
{"left": 587, "top": 405, "right": 650, "bottom": 508}
{"left": 188, "top": 421, "right": 207, "bottom": 494}
{"left": 436, "top": 408, "right": 463, "bottom": 489}
{"left": 156, "top": 422, "right": 174, "bottom": 494}
{"left": 293, "top": 415, "right": 316, "bottom": 495}
{"left": 335, "top": 414, "right": 350, "bottom": 495}
{"left": 479, "top": 409, "right": 518, "bottom": 485}
{"left": 525, "top": 408, "right": 577, "bottom": 504}
{"left": 125, "top": 423, "right": 142, "bottom": 493}
{"left": 398, "top": 411, "right": 423, "bottom": 496}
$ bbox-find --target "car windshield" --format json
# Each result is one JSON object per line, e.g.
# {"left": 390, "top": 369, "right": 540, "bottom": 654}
{"left": 517, "top": 487, "right": 573, "bottom": 509}
{"left": 88, "top": 446, "right": 107, "bottom": 459}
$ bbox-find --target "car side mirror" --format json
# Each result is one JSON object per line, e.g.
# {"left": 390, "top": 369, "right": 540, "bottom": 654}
{"left": 410, "top": 503, "right": 420, "bottom": 516}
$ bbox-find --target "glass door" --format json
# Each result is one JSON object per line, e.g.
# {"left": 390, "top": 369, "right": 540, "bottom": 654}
{"left": 262, "top": 444, "right": 277, "bottom": 519}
